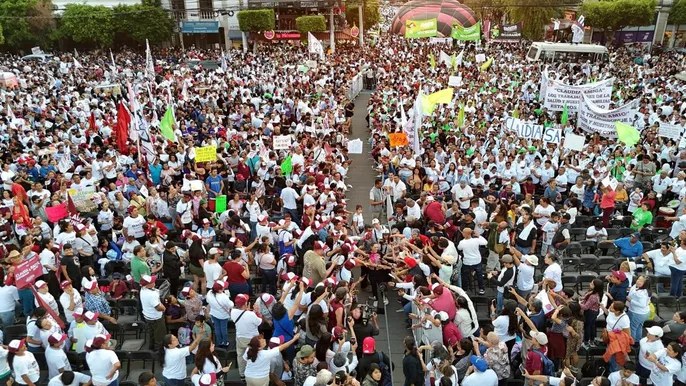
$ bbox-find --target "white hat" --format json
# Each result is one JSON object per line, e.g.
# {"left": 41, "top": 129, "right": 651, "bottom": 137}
{"left": 646, "top": 326, "right": 664, "bottom": 337}
{"left": 531, "top": 331, "right": 548, "bottom": 345}
{"left": 524, "top": 255, "right": 539, "bottom": 266}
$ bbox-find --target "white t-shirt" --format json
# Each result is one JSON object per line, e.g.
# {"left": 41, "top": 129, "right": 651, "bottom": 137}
{"left": 647, "top": 249, "right": 672, "bottom": 276}
{"left": 534, "top": 204, "right": 555, "bottom": 226}
{"left": 0, "top": 285, "right": 19, "bottom": 313}
{"left": 609, "top": 370, "right": 640, "bottom": 386}
{"left": 230, "top": 309, "right": 262, "bottom": 339}
{"left": 47, "top": 372, "right": 91, "bottom": 386}
{"left": 650, "top": 348, "right": 681, "bottom": 386}
{"left": 280, "top": 187, "right": 299, "bottom": 209}
{"left": 176, "top": 200, "right": 193, "bottom": 224}
{"left": 243, "top": 347, "right": 281, "bottom": 378}
{"left": 46, "top": 347, "right": 71, "bottom": 378}
{"left": 628, "top": 286, "right": 650, "bottom": 315}
{"left": 517, "top": 263, "right": 535, "bottom": 291}
{"left": 639, "top": 337, "right": 665, "bottom": 369}
{"left": 123, "top": 215, "right": 146, "bottom": 239}
{"left": 605, "top": 312, "right": 630, "bottom": 332}
{"left": 86, "top": 349, "right": 120, "bottom": 386}
{"left": 203, "top": 261, "right": 224, "bottom": 290}
{"left": 544, "top": 263, "right": 563, "bottom": 292}
{"left": 40, "top": 249, "right": 57, "bottom": 275}
{"left": 462, "top": 369, "right": 499, "bottom": 386}
{"left": 0, "top": 347, "right": 8, "bottom": 378}
{"left": 12, "top": 352, "right": 41, "bottom": 385}
{"left": 59, "top": 291, "right": 84, "bottom": 324}
{"left": 299, "top": 293, "right": 329, "bottom": 314}
{"left": 140, "top": 287, "right": 163, "bottom": 320}
{"left": 162, "top": 347, "right": 190, "bottom": 380}
{"left": 207, "top": 292, "right": 234, "bottom": 320}
{"left": 493, "top": 315, "right": 515, "bottom": 342}
{"left": 458, "top": 237, "right": 488, "bottom": 266}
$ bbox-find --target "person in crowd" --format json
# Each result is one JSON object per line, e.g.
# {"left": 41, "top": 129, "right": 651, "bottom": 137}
{"left": 206, "top": 279, "right": 233, "bottom": 347}
{"left": 160, "top": 331, "right": 204, "bottom": 386}
{"left": 231, "top": 294, "right": 263, "bottom": 381}
{"left": 140, "top": 274, "right": 166, "bottom": 350}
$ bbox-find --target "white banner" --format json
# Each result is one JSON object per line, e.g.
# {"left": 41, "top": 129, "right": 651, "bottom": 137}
{"left": 577, "top": 94, "right": 638, "bottom": 138}
{"left": 541, "top": 73, "right": 614, "bottom": 113}
{"left": 347, "top": 139, "right": 363, "bottom": 154}
{"left": 475, "top": 53, "right": 486, "bottom": 63}
{"left": 273, "top": 135, "right": 292, "bottom": 150}
{"left": 430, "top": 38, "right": 452, "bottom": 44}
{"left": 448, "top": 76, "right": 462, "bottom": 87}
{"left": 563, "top": 133, "right": 586, "bottom": 151}
{"left": 659, "top": 122, "right": 684, "bottom": 140}
{"left": 504, "top": 117, "right": 562, "bottom": 143}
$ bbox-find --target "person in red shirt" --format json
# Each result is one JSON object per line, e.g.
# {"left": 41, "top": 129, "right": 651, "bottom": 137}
{"left": 145, "top": 215, "right": 169, "bottom": 237}
{"left": 223, "top": 249, "right": 250, "bottom": 301}
{"left": 430, "top": 311, "right": 463, "bottom": 349}
{"left": 110, "top": 272, "right": 130, "bottom": 300}
{"left": 525, "top": 331, "right": 550, "bottom": 376}
{"left": 423, "top": 196, "right": 446, "bottom": 225}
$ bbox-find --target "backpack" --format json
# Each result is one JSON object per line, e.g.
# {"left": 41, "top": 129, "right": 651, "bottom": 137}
{"left": 376, "top": 352, "right": 393, "bottom": 386}
{"left": 581, "top": 358, "right": 607, "bottom": 378}
{"left": 532, "top": 349, "right": 554, "bottom": 376}
{"left": 177, "top": 326, "right": 191, "bottom": 345}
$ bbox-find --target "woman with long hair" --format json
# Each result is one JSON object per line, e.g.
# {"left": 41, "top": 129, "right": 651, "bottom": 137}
{"left": 188, "top": 236, "right": 207, "bottom": 296}
{"left": 244, "top": 333, "right": 300, "bottom": 386}
{"left": 206, "top": 280, "right": 234, "bottom": 347}
{"left": 564, "top": 302, "right": 584, "bottom": 372}
{"left": 490, "top": 300, "right": 517, "bottom": 357}
{"left": 160, "top": 332, "right": 204, "bottom": 386}
{"left": 272, "top": 280, "right": 305, "bottom": 362}
{"left": 80, "top": 265, "right": 97, "bottom": 293}
{"left": 305, "top": 304, "right": 328, "bottom": 347}
{"left": 163, "top": 295, "right": 187, "bottom": 329}
{"left": 581, "top": 278, "right": 604, "bottom": 348}
{"left": 7, "top": 339, "right": 40, "bottom": 386}
{"left": 452, "top": 338, "right": 474, "bottom": 381}
{"left": 402, "top": 336, "right": 425, "bottom": 386}
{"left": 314, "top": 332, "right": 336, "bottom": 366}
{"left": 193, "top": 340, "right": 230, "bottom": 375}
{"left": 646, "top": 341, "right": 683, "bottom": 386}
{"left": 627, "top": 275, "right": 651, "bottom": 343}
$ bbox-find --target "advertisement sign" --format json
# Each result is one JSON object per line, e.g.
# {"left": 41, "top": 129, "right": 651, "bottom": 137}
{"left": 541, "top": 72, "right": 614, "bottom": 113}
{"left": 577, "top": 94, "right": 639, "bottom": 137}
{"left": 181, "top": 21, "right": 220, "bottom": 34}
{"left": 405, "top": 18, "right": 438, "bottom": 38}
{"left": 504, "top": 117, "right": 562, "bottom": 143}
{"left": 486, "top": 21, "right": 522, "bottom": 42}
{"left": 451, "top": 21, "right": 481, "bottom": 41}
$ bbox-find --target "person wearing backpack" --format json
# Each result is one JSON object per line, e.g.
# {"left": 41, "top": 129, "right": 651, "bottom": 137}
{"left": 357, "top": 337, "right": 393, "bottom": 385}
{"left": 525, "top": 331, "right": 555, "bottom": 380}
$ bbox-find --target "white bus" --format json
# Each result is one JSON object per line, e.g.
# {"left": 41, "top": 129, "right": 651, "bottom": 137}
{"left": 526, "top": 42, "right": 609, "bottom": 63}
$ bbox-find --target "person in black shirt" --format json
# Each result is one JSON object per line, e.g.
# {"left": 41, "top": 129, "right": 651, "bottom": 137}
{"left": 402, "top": 336, "right": 424, "bottom": 386}
{"left": 351, "top": 305, "right": 379, "bottom": 358}
{"left": 60, "top": 244, "right": 82, "bottom": 291}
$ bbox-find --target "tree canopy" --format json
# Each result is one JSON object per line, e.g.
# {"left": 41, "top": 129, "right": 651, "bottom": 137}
{"left": 581, "top": 0, "right": 656, "bottom": 34}
{"left": 670, "top": 0, "right": 686, "bottom": 25}
{"left": 237, "top": 9, "right": 275, "bottom": 32}
{"left": 508, "top": 0, "right": 558, "bottom": 40}
{"left": 345, "top": 0, "right": 381, "bottom": 30}
{"left": 113, "top": 4, "right": 175, "bottom": 45}
{"left": 60, "top": 4, "right": 115, "bottom": 47}
{"left": 296, "top": 15, "right": 327, "bottom": 36}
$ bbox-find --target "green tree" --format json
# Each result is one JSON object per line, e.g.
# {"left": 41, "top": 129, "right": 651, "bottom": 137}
{"left": 581, "top": 0, "right": 656, "bottom": 42}
{"left": 0, "top": 24, "right": 4, "bottom": 46}
{"left": 237, "top": 9, "right": 275, "bottom": 32}
{"left": 60, "top": 4, "right": 114, "bottom": 47}
{"left": 0, "top": 0, "right": 38, "bottom": 50}
{"left": 462, "top": 0, "right": 508, "bottom": 23}
{"left": 296, "top": 15, "right": 326, "bottom": 37}
{"left": 345, "top": 0, "right": 381, "bottom": 30}
{"left": 507, "top": 0, "right": 557, "bottom": 40}
{"left": 670, "top": 0, "right": 686, "bottom": 26}
{"left": 113, "top": 4, "right": 174, "bottom": 45}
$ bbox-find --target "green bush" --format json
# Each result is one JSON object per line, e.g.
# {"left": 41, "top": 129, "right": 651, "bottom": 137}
{"left": 296, "top": 15, "right": 327, "bottom": 36}
{"left": 237, "top": 9, "right": 275, "bottom": 32}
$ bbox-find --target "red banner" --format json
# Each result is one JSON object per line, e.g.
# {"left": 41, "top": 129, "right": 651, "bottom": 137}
{"left": 45, "top": 203, "right": 68, "bottom": 223}
{"left": 14, "top": 256, "right": 43, "bottom": 289}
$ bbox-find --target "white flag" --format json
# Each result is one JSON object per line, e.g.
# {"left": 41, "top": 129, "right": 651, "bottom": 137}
{"left": 7, "top": 104, "right": 15, "bottom": 120}
{"left": 73, "top": 58, "right": 82, "bottom": 69}
{"left": 145, "top": 39, "right": 154, "bottom": 76}
{"left": 455, "top": 50, "right": 464, "bottom": 67}
{"left": 308, "top": 32, "right": 324, "bottom": 60}
{"left": 74, "top": 48, "right": 79, "bottom": 58}
{"left": 400, "top": 99, "right": 407, "bottom": 127}
{"left": 110, "top": 49, "right": 116, "bottom": 72}
{"left": 439, "top": 51, "right": 451, "bottom": 66}
{"left": 221, "top": 50, "right": 228, "bottom": 73}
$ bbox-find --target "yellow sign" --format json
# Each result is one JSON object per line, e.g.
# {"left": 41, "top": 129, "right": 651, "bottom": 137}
{"left": 195, "top": 146, "right": 217, "bottom": 162}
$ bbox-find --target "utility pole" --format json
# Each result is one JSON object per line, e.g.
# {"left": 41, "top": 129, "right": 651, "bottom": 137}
{"left": 239, "top": 0, "right": 248, "bottom": 52}
{"left": 330, "top": 7, "right": 336, "bottom": 54}
{"left": 358, "top": 0, "right": 364, "bottom": 46}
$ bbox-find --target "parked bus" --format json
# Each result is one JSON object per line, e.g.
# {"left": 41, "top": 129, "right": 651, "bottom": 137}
{"left": 526, "top": 42, "right": 609, "bottom": 63}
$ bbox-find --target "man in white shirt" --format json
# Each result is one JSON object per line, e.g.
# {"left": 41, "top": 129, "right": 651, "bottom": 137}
{"left": 608, "top": 361, "right": 640, "bottom": 386}
{"left": 386, "top": 175, "right": 406, "bottom": 203}
{"left": 122, "top": 206, "right": 146, "bottom": 243}
{"left": 637, "top": 326, "right": 665, "bottom": 382}
{"left": 140, "top": 275, "right": 166, "bottom": 350}
{"left": 231, "top": 294, "right": 262, "bottom": 379}
{"left": 452, "top": 180, "right": 473, "bottom": 211}
{"left": 175, "top": 192, "right": 194, "bottom": 230}
{"left": 280, "top": 179, "right": 301, "bottom": 225}
{"left": 652, "top": 171, "right": 672, "bottom": 195}
{"left": 641, "top": 243, "right": 673, "bottom": 277}
{"left": 510, "top": 247, "right": 537, "bottom": 301}
{"left": 45, "top": 332, "right": 70, "bottom": 378}
{"left": 47, "top": 371, "right": 92, "bottom": 386}
{"left": 458, "top": 228, "right": 488, "bottom": 295}
{"left": 406, "top": 199, "right": 421, "bottom": 220}
{"left": 58, "top": 281, "right": 83, "bottom": 324}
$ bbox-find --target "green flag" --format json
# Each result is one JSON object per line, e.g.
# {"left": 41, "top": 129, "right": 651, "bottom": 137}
{"left": 450, "top": 53, "right": 456, "bottom": 70}
{"left": 457, "top": 103, "right": 465, "bottom": 128}
{"left": 430, "top": 53, "right": 436, "bottom": 69}
{"left": 615, "top": 122, "right": 640, "bottom": 147}
{"left": 560, "top": 103, "right": 569, "bottom": 126}
{"left": 160, "top": 107, "right": 176, "bottom": 141}
{"left": 513, "top": 108, "right": 519, "bottom": 119}
{"left": 280, "top": 155, "right": 293, "bottom": 175}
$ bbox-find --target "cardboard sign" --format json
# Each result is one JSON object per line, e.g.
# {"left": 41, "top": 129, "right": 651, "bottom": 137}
{"left": 448, "top": 76, "right": 462, "bottom": 87}
{"left": 195, "top": 146, "right": 217, "bottom": 162}
{"left": 215, "top": 195, "right": 227, "bottom": 214}
{"left": 15, "top": 256, "right": 43, "bottom": 289}
{"left": 659, "top": 123, "right": 683, "bottom": 140}
{"left": 68, "top": 186, "right": 96, "bottom": 212}
{"left": 190, "top": 180, "right": 204, "bottom": 192}
{"left": 273, "top": 135, "right": 292, "bottom": 150}
{"left": 475, "top": 54, "right": 486, "bottom": 63}
{"left": 564, "top": 133, "right": 585, "bottom": 152}
{"left": 347, "top": 139, "right": 363, "bottom": 154}
{"left": 389, "top": 133, "right": 409, "bottom": 147}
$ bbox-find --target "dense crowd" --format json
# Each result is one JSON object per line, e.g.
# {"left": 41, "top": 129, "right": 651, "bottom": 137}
{"left": 0, "top": 24, "right": 684, "bottom": 386}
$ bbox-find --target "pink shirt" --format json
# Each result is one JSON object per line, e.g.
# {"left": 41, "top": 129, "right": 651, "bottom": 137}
{"left": 431, "top": 291, "right": 457, "bottom": 320}
{"left": 601, "top": 190, "right": 617, "bottom": 209}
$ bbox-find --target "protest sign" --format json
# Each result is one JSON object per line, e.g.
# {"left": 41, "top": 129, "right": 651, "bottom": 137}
{"left": 504, "top": 117, "right": 561, "bottom": 143}
{"left": 452, "top": 21, "right": 481, "bottom": 41}
{"left": 68, "top": 186, "right": 96, "bottom": 212}
{"left": 405, "top": 19, "right": 438, "bottom": 38}
{"left": 541, "top": 73, "right": 614, "bottom": 113}
{"left": 347, "top": 139, "right": 363, "bottom": 154}
{"left": 680, "top": 136, "right": 686, "bottom": 149}
{"left": 659, "top": 123, "right": 683, "bottom": 139}
{"left": 306, "top": 60, "right": 317, "bottom": 68}
{"left": 448, "top": 76, "right": 462, "bottom": 87}
{"left": 487, "top": 21, "right": 522, "bottom": 42}
{"left": 46, "top": 203, "right": 68, "bottom": 223}
{"left": 389, "top": 133, "right": 409, "bottom": 147}
{"left": 273, "top": 135, "right": 292, "bottom": 150}
{"left": 475, "top": 54, "right": 486, "bottom": 63}
{"left": 190, "top": 180, "right": 204, "bottom": 191}
{"left": 563, "top": 133, "right": 585, "bottom": 151}
{"left": 577, "top": 94, "right": 638, "bottom": 137}
{"left": 429, "top": 37, "right": 452, "bottom": 44}
{"left": 215, "top": 195, "right": 227, "bottom": 213}
{"left": 15, "top": 255, "right": 43, "bottom": 289}
{"left": 195, "top": 146, "right": 217, "bottom": 162}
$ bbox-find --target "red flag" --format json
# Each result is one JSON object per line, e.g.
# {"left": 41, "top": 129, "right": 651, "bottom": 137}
{"left": 116, "top": 102, "right": 130, "bottom": 154}
{"left": 88, "top": 112, "right": 96, "bottom": 136}
{"left": 323, "top": 142, "right": 333, "bottom": 155}
{"left": 31, "top": 287, "right": 65, "bottom": 329}
{"left": 67, "top": 193, "right": 78, "bottom": 217}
